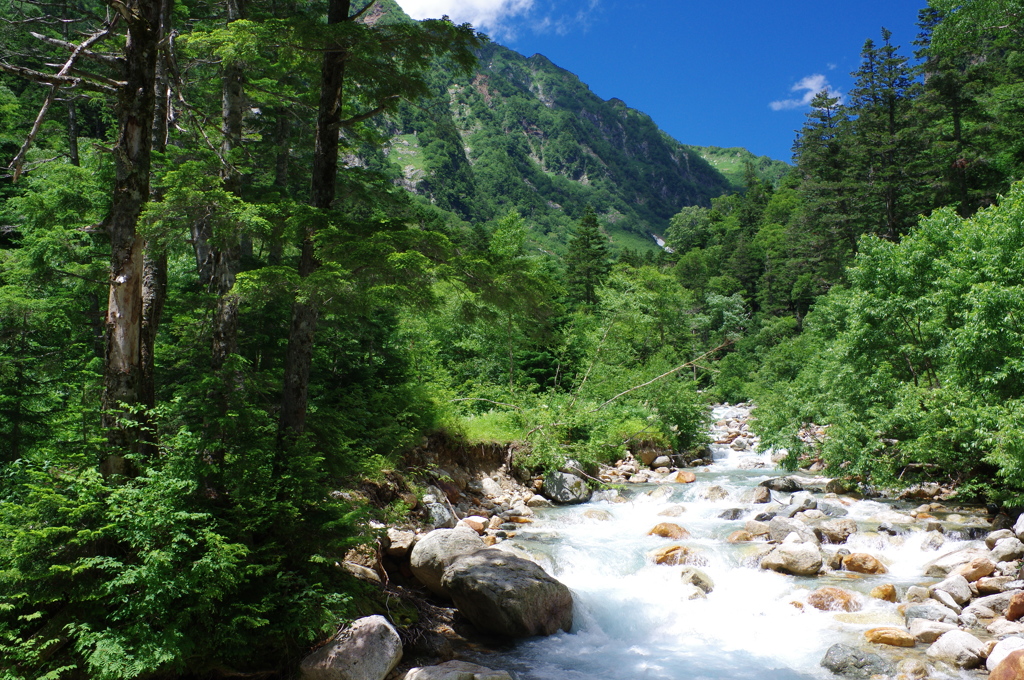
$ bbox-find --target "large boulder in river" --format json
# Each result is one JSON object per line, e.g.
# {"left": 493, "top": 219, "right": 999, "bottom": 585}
{"left": 542, "top": 471, "right": 591, "bottom": 505}
{"left": 768, "top": 516, "right": 819, "bottom": 545}
{"left": 923, "top": 546, "right": 991, "bottom": 578}
{"left": 818, "top": 518, "right": 857, "bottom": 544}
{"left": 760, "top": 476, "right": 802, "bottom": 492}
{"left": 441, "top": 549, "right": 573, "bottom": 637}
{"left": 931, "top": 574, "right": 972, "bottom": 605}
{"left": 760, "top": 543, "right": 823, "bottom": 576}
{"left": 299, "top": 615, "right": 402, "bottom": 680}
{"left": 926, "top": 630, "right": 987, "bottom": 669}
{"left": 410, "top": 527, "right": 485, "bottom": 597}
{"left": 820, "top": 643, "right": 895, "bottom": 678}
{"left": 906, "top": 601, "right": 960, "bottom": 625}
{"left": 403, "top": 660, "right": 515, "bottom": 680}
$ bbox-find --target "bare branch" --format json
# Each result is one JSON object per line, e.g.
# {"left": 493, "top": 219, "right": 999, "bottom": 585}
{"left": 589, "top": 341, "right": 734, "bottom": 413}
{"left": 8, "top": 19, "right": 120, "bottom": 180}
{"left": 30, "top": 31, "right": 124, "bottom": 69}
{"left": 339, "top": 96, "right": 400, "bottom": 128}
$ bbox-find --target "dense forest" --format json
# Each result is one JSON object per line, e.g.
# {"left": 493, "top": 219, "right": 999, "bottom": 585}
{"left": 1, "top": 0, "right": 1024, "bottom": 677}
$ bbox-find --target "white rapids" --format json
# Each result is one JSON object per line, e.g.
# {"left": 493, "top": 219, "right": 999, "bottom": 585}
{"left": 465, "top": 404, "right": 991, "bottom": 680}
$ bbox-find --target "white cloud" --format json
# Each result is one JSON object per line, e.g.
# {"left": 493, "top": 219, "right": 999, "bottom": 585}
{"left": 396, "top": 0, "right": 535, "bottom": 37}
{"left": 769, "top": 74, "right": 842, "bottom": 111}
{"left": 395, "top": 0, "right": 598, "bottom": 40}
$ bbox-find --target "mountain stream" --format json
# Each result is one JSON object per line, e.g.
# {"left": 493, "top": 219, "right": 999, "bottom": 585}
{"left": 466, "top": 404, "right": 993, "bottom": 680}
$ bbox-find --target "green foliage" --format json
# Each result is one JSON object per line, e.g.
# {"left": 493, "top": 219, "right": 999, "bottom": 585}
{"left": 564, "top": 208, "right": 612, "bottom": 308}
{"left": 753, "top": 182, "right": 1024, "bottom": 500}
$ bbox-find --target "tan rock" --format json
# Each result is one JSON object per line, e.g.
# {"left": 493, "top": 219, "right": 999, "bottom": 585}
{"left": 457, "top": 516, "right": 487, "bottom": 534}
{"left": 648, "top": 522, "right": 691, "bottom": 540}
{"left": 507, "top": 516, "right": 533, "bottom": 524}
{"left": 745, "top": 520, "right": 770, "bottom": 537}
{"left": 670, "top": 470, "right": 696, "bottom": 483}
{"left": 727, "top": 530, "right": 753, "bottom": 543}
{"left": 979, "top": 576, "right": 1015, "bottom": 594}
{"left": 865, "top": 627, "right": 915, "bottom": 647}
{"left": 482, "top": 535, "right": 498, "bottom": 546}
{"left": 991, "top": 650, "right": 1024, "bottom": 680}
{"left": 583, "top": 509, "right": 612, "bottom": 521}
{"left": 1006, "top": 591, "right": 1024, "bottom": 621}
{"left": 658, "top": 505, "right": 686, "bottom": 517}
{"left": 954, "top": 556, "right": 997, "bottom": 582}
{"left": 649, "top": 545, "right": 691, "bottom": 565}
{"left": 870, "top": 584, "right": 898, "bottom": 602}
{"left": 843, "top": 553, "right": 888, "bottom": 574}
{"left": 808, "top": 586, "right": 862, "bottom": 612}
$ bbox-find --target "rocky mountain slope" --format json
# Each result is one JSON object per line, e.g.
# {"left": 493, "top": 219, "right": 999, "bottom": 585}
{"left": 377, "top": 3, "right": 767, "bottom": 250}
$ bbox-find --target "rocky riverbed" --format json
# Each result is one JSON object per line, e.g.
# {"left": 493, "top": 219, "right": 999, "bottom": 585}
{"left": 312, "top": 404, "right": 1024, "bottom": 680}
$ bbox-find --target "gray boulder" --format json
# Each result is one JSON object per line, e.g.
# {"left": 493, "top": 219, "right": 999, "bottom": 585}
{"left": 1014, "top": 512, "right": 1024, "bottom": 540}
{"left": 905, "top": 601, "right": 960, "bottom": 625}
{"left": 542, "top": 471, "right": 592, "bottom": 505}
{"left": 760, "top": 543, "right": 823, "bottom": 576}
{"left": 820, "top": 643, "right": 895, "bottom": 678}
{"left": 909, "top": 618, "right": 957, "bottom": 643}
{"left": 931, "top": 573, "right": 972, "bottom": 606}
{"left": 768, "top": 516, "right": 820, "bottom": 545}
{"left": 402, "top": 660, "right": 516, "bottom": 680}
{"left": 426, "top": 503, "right": 456, "bottom": 529}
{"left": 441, "top": 549, "right": 573, "bottom": 637}
{"left": 788, "top": 491, "right": 817, "bottom": 512}
{"left": 818, "top": 518, "right": 857, "bottom": 544}
{"left": 988, "top": 529, "right": 1016, "bottom": 549}
{"left": 993, "top": 537, "right": 1024, "bottom": 562}
{"left": 760, "top": 476, "right": 802, "bottom": 492}
{"left": 924, "top": 546, "right": 990, "bottom": 577}
{"left": 300, "top": 615, "right": 402, "bottom": 680}
{"left": 817, "top": 499, "right": 849, "bottom": 517}
{"left": 926, "top": 630, "right": 987, "bottom": 669}
{"left": 965, "top": 589, "right": 1022, "bottom": 617}
{"left": 410, "top": 527, "right": 485, "bottom": 597}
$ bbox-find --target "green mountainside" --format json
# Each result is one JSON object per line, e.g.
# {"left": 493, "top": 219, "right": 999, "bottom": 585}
{"left": 381, "top": 39, "right": 741, "bottom": 251}
{"left": 693, "top": 146, "right": 791, "bottom": 191}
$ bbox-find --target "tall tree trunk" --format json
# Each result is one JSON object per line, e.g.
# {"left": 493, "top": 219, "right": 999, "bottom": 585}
{"left": 269, "top": 111, "right": 291, "bottom": 266}
{"left": 67, "top": 100, "right": 80, "bottom": 166}
{"left": 140, "top": 0, "right": 173, "bottom": 446}
{"left": 100, "top": 0, "right": 162, "bottom": 476}
{"left": 212, "top": 0, "right": 245, "bottom": 371}
{"left": 278, "top": 0, "right": 350, "bottom": 441}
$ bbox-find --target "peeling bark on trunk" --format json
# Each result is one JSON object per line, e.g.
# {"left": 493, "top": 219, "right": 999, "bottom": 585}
{"left": 278, "top": 0, "right": 351, "bottom": 442}
{"left": 100, "top": 0, "right": 161, "bottom": 476}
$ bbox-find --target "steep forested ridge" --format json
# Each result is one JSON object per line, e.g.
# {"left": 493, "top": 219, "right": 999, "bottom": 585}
{"left": 381, "top": 36, "right": 734, "bottom": 250}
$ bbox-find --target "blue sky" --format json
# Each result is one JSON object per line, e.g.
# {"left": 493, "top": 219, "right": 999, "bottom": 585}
{"left": 395, "top": 0, "right": 928, "bottom": 162}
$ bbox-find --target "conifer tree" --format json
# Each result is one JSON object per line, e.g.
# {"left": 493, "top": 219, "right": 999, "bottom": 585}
{"left": 565, "top": 207, "right": 611, "bottom": 308}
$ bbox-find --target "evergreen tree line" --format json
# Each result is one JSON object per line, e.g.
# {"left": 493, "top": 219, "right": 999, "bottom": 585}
{"left": 658, "top": 3, "right": 1024, "bottom": 502}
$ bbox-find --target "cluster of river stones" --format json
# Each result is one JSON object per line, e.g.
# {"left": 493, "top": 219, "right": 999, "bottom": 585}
{"left": 300, "top": 410, "right": 1024, "bottom": 680}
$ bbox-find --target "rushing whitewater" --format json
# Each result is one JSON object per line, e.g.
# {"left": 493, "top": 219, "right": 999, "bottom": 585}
{"left": 467, "top": 404, "right": 988, "bottom": 680}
